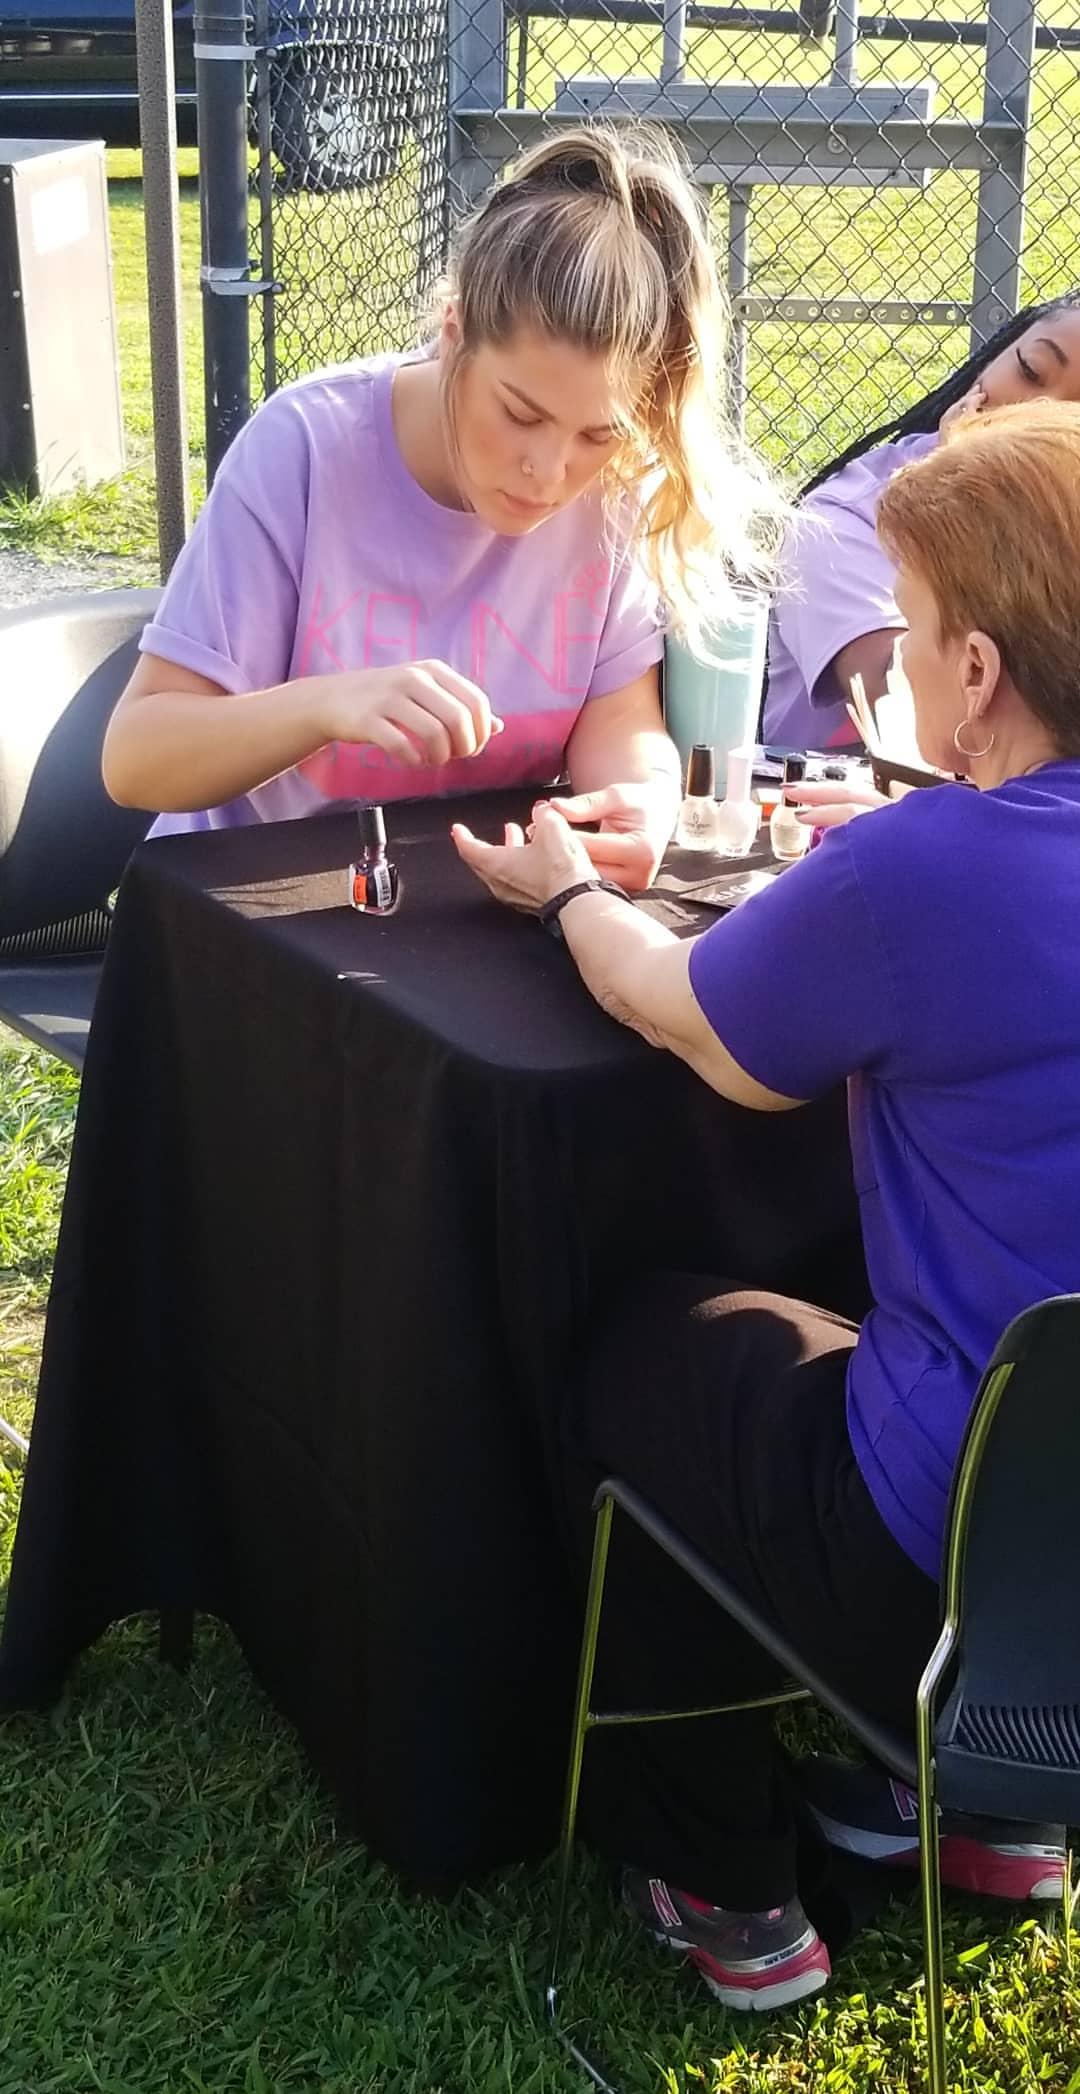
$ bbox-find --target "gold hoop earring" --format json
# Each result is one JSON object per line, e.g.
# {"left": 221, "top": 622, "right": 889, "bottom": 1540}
{"left": 953, "top": 717, "right": 996, "bottom": 761}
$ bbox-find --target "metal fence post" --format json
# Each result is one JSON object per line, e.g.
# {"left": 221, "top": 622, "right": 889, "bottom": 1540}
{"left": 133, "top": 0, "right": 192, "bottom": 576}
{"left": 194, "top": 0, "right": 253, "bottom": 477}
{"left": 448, "top": 0, "right": 508, "bottom": 210}
{"left": 970, "top": 0, "right": 1036, "bottom": 346}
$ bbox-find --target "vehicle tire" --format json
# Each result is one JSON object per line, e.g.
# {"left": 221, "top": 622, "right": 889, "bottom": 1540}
{"left": 269, "top": 45, "right": 413, "bottom": 194}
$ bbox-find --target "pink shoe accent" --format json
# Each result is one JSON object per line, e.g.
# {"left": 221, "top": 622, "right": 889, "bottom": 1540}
{"left": 935, "top": 1834, "right": 1066, "bottom": 1903}
{"left": 690, "top": 1932, "right": 832, "bottom": 2007}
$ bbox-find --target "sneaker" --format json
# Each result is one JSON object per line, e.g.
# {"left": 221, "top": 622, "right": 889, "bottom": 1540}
{"left": 622, "top": 1868, "right": 831, "bottom": 2012}
{"left": 800, "top": 1753, "right": 1067, "bottom": 1904}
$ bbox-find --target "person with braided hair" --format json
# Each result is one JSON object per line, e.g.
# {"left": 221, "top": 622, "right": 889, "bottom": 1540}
{"left": 103, "top": 125, "right": 783, "bottom": 890}
{"left": 762, "top": 291, "right": 1080, "bottom": 753}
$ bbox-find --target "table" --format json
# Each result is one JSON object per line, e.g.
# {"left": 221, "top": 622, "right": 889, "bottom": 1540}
{"left": 0, "top": 791, "right": 863, "bottom": 1885}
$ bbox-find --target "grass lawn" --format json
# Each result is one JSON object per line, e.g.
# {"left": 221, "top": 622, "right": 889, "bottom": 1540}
{"left": 1, "top": 1031, "right": 1078, "bottom": 2092}
{"left": 2, "top": 11, "right": 1080, "bottom": 2085}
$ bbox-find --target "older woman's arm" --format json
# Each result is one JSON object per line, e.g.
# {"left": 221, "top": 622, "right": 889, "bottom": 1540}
{"left": 554, "top": 887, "right": 802, "bottom": 1110}
{"left": 452, "top": 801, "right": 801, "bottom": 1110}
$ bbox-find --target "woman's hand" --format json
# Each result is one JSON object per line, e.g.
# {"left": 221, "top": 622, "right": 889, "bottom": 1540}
{"left": 452, "top": 803, "right": 596, "bottom": 912}
{"left": 939, "top": 381, "right": 987, "bottom": 438}
{"left": 542, "top": 781, "right": 674, "bottom": 890}
{"left": 786, "top": 779, "right": 890, "bottom": 829}
{"left": 319, "top": 661, "right": 502, "bottom": 769}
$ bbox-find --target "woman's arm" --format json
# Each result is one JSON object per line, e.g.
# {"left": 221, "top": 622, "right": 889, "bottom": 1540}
{"left": 832, "top": 629, "right": 904, "bottom": 714}
{"left": 451, "top": 802, "right": 800, "bottom": 1109}
{"left": 103, "top": 652, "right": 499, "bottom": 813}
{"left": 552, "top": 668, "right": 681, "bottom": 887}
{"left": 104, "top": 654, "right": 333, "bottom": 812}
{"left": 557, "top": 888, "right": 801, "bottom": 1109}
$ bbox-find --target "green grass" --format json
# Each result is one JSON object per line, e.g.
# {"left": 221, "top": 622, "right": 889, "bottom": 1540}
{"left": 1, "top": 1027, "right": 1079, "bottom": 2092}
{"left": 3, "top": 16, "right": 1080, "bottom": 2080}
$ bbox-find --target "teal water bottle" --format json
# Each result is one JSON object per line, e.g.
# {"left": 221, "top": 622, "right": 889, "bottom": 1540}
{"left": 664, "top": 592, "right": 769, "bottom": 798}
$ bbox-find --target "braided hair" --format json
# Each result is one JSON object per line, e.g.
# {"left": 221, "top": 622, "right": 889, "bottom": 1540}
{"left": 801, "top": 289, "right": 1080, "bottom": 499}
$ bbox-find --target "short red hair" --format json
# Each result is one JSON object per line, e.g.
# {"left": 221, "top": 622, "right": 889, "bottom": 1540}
{"left": 876, "top": 399, "right": 1080, "bottom": 756}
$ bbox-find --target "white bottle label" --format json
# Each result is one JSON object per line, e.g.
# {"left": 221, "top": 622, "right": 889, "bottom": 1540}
{"left": 371, "top": 863, "right": 394, "bottom": 910}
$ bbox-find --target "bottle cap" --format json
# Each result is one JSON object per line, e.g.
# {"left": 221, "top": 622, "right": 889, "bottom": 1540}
{"left": 724, "top": 746, "right": 753, "bottom": 805}
{"left": 782, "top": 754, "right": 808, "bottom": 786}
{"left": 686, "top": 744, "right": 716, "bottom": 798}
{"left": 356, "top": 802, "right": 387, "bottom": 851}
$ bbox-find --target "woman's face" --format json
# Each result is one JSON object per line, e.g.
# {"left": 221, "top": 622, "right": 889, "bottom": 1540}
{"left": 977, "top": 306, "right": 1080, "bottom": 409}
{"left": 893, "top": 564, "right": 975, "bottom": 772}
{"left": 443, "top": 321, "right": 626, "bottom": 535}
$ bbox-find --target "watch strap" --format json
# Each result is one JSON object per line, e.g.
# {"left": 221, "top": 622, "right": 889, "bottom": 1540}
{"left": 538, "top": 878, "right": 631, "bottom": 937}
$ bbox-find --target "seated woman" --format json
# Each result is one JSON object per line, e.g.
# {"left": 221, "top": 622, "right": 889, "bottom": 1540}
{"left": 102, "top": 127, "right": 780, "bottom": 891}
{"left": 763, "top": 290, "right": 1080, "bottom": 752}
{"left": 454, "top": 401, "right": 1080, "bottom": 2011}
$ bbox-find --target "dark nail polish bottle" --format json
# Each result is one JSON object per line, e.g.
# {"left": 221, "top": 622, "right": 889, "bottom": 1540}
{"left": 349, "top": 804, "right": 400, "bottom": 915}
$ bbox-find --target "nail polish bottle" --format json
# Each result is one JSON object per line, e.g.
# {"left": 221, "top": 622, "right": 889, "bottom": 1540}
{"left": 769, "top": 755, "right": 811, "bottom": 862}
{"left": 675, "top": 744, "right": 721, "bottom": 851}
{"left": 710, "top": 745, "right": 759, "bottom": 857}
{"left": 350, "top": 804, "right": 400, "bottom": 914}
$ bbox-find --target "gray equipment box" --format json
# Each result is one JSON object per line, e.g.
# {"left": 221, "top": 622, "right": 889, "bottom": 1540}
{"left": 0, "top": 138, "right": 124, "bottom": 496}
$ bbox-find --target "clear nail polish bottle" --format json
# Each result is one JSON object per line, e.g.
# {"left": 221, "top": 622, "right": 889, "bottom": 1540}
{"left": 711, "top": 745, "right": 760, "bottom": 857}
{"left": 675, "top": 744, "right": 721, "bottom": 851}
{"left": 350, "top": 804, "right": 400, "bottom": 914}
{"left": 769, "top": 755, "right": 811, "bottom": 862}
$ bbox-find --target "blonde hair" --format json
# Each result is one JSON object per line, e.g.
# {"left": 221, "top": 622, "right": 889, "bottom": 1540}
{"left": 876, "top": 400, "right": 1080, "bottom": 758}
{"left": 439, "top": 127, "right": 786, "bottom": 654}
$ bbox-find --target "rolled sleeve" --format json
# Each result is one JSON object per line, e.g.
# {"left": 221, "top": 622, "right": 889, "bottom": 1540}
{"left": 588, "top": 526, "right": 665, "bottom": 699}
{"left": 140, "top": 391, "right": 308, "bottom": 694}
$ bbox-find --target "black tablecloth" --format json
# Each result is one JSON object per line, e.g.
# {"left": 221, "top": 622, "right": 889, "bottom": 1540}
{"left": 0, "top": 791, "right": 862, "bottom": 1883}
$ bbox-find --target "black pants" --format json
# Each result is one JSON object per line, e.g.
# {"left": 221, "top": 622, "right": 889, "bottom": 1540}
{"left": 565, "top": 1275, "right": 940, "bottom": 1912}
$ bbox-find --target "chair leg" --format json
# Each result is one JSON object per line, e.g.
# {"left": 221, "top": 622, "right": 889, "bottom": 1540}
{"left": 544, "top": 1497, "right": 625, "bottom": 2091}
{"left": 0, "top": 1414, "right": 29, "bottom": 1459}
{"left": 158, "top": 1606, "right": 195, "bottom": 1671}
{"left": 547, "top": 1492, "right": 614, "bottom": 2024}
{"left": 916, "top": 1702, "right": 948, "bottom": 2094}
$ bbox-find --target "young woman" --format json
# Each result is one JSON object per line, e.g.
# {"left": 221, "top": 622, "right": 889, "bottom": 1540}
{"left": 763, "top": 290, "right": 1080, "bottom": 752}
{"left": 454, "top": 400, "right": 1080, "bottom": 2010}
{"left": 103, "top": 127, "right": 780, "bottom": 890}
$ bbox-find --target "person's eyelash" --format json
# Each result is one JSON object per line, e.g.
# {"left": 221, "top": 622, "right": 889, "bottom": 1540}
{"left": 1016, "top": 348, "right": 1040, "bottom": 383}
{"left": 505, "top": 406, "right": 540, "bottom": 428}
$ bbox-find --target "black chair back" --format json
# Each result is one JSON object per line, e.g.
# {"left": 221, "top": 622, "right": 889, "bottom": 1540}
{"left": 0, "top": 589, "right": 159, "bottom": 939}
{"left": 935, "top": 1294, "right": 1080, "bottom": 1823}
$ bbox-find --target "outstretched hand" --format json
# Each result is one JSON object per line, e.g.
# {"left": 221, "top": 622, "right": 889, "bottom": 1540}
{"left": 786, "top": 778, "right": 890, "bottom": 829}
{"left": 451, "top": 802, "right": 596, "bottom": 913}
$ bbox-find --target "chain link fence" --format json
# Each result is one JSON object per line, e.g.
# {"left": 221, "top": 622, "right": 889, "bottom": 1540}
{"left": 246, "top": 0, "right": 1080, "bottom": 481}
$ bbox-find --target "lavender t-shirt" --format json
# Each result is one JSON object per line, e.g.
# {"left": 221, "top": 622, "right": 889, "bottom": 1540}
{"left": 141, "top": 353, "right": 665, "bottom": 835}
{"left": 763, "top": 433, "right": 938, "bottom": 751}
{"left": 688, "top": 763, "right": 1080, "bottom": 1578}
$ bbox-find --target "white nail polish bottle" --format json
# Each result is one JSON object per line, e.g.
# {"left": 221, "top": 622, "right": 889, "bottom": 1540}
{"left": 711, "top": 745, "right": 760, "bottom": 857}
{"left": 675, "top": 744, "right": 722, "bottom": 851}
{"left": 769, "top": 755, "right": 811, "bottom": 862}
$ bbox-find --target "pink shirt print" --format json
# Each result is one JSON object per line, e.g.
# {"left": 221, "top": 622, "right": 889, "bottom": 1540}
{"left": 141, "top": 353, "right": 665, "bottom": 835}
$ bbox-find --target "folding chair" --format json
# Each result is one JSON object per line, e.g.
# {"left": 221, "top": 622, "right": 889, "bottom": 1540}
{"left": 0, "top": 587, "right": 158, "bottom": 1070}
{"left": 547, "top": 1294, "right": 1080, "bottom": 2094}
{"left": 0, "top": 587, "right": 158, "bottom": 1458}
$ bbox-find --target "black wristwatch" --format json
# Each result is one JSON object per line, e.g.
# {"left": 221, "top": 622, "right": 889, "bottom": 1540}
{"left": 538, "top": 878, "right": 632, "bottom": 939}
